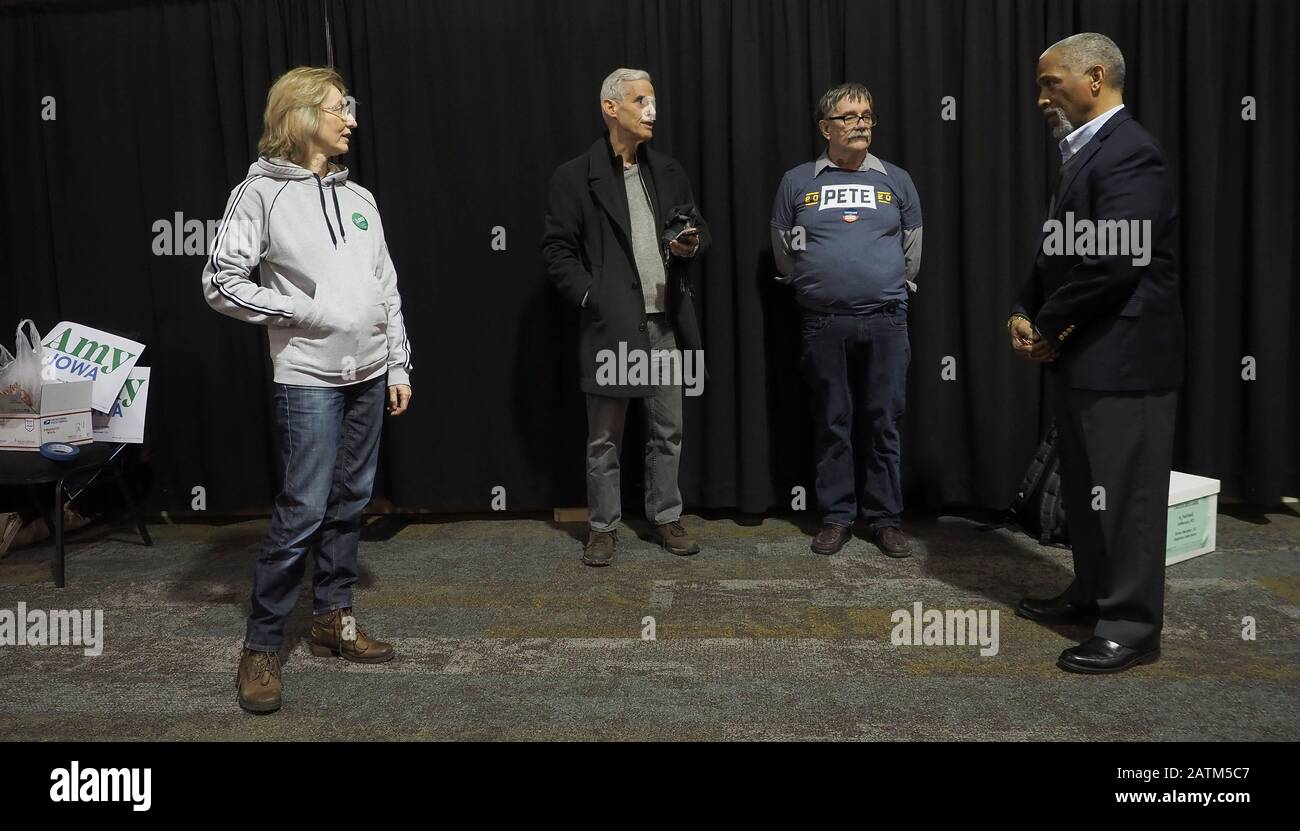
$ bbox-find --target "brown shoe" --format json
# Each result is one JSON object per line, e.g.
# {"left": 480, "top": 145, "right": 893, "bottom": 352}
{"left": 654, "top": 520, "right": 701, "bottom": 556}
{"left": 811, "top": 523, "right": 852, "bottom": 555}
{"left": 9, "top": 516, "right": 50, "bottom": 551}
{"left": 0, "top": 512, "right": 20, "bottom": 558}
{"left": 308, "top": 607, "right": 395, "bottom": 664}
{"left": 582, "top": 529, "right": 617, "bottom": 567}
{"left": 236, "top": 648, "right": 282, "bottom": 714}
{"left": 874, "top": 526, "right": 912, "bottom": 558}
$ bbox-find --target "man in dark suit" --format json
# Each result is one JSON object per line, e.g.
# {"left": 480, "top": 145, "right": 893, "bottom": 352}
{"left": 542, "top": 68, "right": 710, "bottom": 567}
{"left": 1009, "top": 33, "right": 1185, "bottom": 673}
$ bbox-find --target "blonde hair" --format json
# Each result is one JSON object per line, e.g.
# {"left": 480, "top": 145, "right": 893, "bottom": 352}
{"left": 257, "top": 67, "right": 349, "bottom": 163}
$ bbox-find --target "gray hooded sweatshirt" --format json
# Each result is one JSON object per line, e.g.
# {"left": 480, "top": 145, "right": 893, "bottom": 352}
{"left": 202, "top": 157, "right": 413, "bottom": 387}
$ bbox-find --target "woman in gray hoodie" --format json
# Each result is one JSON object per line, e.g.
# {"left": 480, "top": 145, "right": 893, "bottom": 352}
{"left": 202, "top": 66, "right": 413, "bottom": 714}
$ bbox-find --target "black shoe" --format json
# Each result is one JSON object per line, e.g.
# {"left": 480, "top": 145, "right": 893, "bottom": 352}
{"left": 1058, "top": 636, "right": 1161, "bottom": 674}
{"left": 810, "top": 523, "right": 852, "bottom": 555}
{"left": 873, "top": 526, "right": 912, "bottom": 558}
{"left": 582, "top": 529, "right": 617, "bottom": 567}
{"left": 1015, "top": 594, "right": 1098, "bottom": 625}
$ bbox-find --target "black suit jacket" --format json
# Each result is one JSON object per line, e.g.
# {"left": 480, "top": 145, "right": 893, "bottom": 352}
{"left": 1013, "top": 108, "right": 1184, "bottom": 392}
{"left": 541, "top": 136, "right": 710, "bottom": 397}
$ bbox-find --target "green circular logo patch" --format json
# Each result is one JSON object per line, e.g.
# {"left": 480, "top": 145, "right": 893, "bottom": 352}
{"left": 351, "top": 212, "right": 369, "bottom": 230}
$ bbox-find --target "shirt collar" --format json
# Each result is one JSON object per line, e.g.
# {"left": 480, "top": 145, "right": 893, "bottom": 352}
{"left": 814, "top": 151, "right": 887, "bottom": 176}
{"left": 1059, "top": 103, "right": 1124, "bottom": 162}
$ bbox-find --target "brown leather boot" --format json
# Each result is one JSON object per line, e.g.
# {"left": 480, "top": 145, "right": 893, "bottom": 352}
{"left": 236, "top": 648, "right": 282, "bottom": 714}
{"left": 308, "top": 607, "right": 395, "bottom": 664}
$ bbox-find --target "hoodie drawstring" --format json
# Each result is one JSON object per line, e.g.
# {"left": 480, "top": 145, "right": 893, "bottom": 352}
{"left": 315, "top": 175, "right": 338, "bottom": 248}
{"left": 331, "top": 185, "right": 347, "bottom": 244}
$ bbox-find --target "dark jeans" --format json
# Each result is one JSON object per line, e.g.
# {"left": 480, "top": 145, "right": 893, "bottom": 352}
{"left": 799, "top": 302, "right": 910, "bottom": 529}
{"left": 1051, "top": 373, "right": 1178, "bottom": 647}
{"left": 244, "top": 375, "right": 385, "bottom": 652}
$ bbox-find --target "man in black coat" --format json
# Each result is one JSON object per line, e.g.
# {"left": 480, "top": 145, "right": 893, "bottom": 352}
{"left": 542, "top": 68, "right": 710, "bottom": 567}
{"left": 1009, "top": 33, "right": 1185, "bottom": 673}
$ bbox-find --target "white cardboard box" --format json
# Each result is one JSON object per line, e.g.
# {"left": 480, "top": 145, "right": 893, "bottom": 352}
{"left": 1167, "top": 471, "right": 1220, "bottom": 565}
{"left": 0, "top": 379, "right": 94, "bottom": 451}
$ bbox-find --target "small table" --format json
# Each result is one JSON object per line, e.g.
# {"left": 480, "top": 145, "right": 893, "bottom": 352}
{"left": 0, "top": 443, "right": 152, "bottom": 587}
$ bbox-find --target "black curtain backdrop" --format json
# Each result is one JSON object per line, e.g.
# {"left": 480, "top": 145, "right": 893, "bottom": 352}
{"left": 1, "top": 0, "right": 1295, "bottom": 515}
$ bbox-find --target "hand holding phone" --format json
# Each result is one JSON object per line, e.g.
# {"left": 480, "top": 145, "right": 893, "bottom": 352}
{"left": 669, "top": 227, "right": 701, "bottom": 258}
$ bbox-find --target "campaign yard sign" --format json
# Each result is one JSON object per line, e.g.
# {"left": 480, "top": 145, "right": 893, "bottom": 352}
{"left": 91, "top": 367, "right": 150, "bottom": 444}
{"left": 41, "top": 322, "right": 145, "bottom": 414}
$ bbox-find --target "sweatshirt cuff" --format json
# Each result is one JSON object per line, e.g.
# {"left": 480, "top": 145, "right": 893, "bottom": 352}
{"left": 293, "top": 297, "right": 324, "bottom": 331}
{"left": 386, "top": 366, "right": 410, "bottom": 387}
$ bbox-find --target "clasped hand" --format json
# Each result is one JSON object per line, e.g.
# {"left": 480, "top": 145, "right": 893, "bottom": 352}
{"left": 1009, "top": 317, "right": 1059, "bottom": 362}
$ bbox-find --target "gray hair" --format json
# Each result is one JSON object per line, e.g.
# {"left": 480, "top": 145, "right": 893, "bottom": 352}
{"left": 600, "top": 68, "right": 652, "bottom": 105}
{"left": 817, "top": 82, "right": 874, "bottom": 122}
{"left": 1045, "top": 33, "right": 1126, "bottom": 92}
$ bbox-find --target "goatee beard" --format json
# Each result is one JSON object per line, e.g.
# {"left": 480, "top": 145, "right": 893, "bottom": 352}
{"left": 1048, "top": 108, "right": 1074, "bottom": 139}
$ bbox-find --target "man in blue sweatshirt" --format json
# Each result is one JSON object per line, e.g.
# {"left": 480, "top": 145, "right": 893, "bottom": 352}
{"left": 770, "top": 83, "right": 922, "bottom": 557}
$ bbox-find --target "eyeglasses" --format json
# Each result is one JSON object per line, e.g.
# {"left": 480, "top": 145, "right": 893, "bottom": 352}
{"left": 826, "top": 112, "right": 876, "bottom": 127}
{"left": 321, "top": 96, "right": 358, "bottom": 120}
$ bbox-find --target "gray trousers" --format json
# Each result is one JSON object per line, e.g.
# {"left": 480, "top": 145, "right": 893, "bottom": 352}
{"left": 585, "top": 314, "right": 684, "bottom": 531}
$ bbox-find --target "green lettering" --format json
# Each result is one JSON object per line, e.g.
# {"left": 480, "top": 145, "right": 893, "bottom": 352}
{"left": 120, "top": 379, "right": 145, "bottom": 407}
{"left": 72, "top": 338, "right": 111, "bottom": 368}
{"left": 42, "top": 327, "right": 73, "bottom": 353}
{"left": 109, "top": 347, "right": 137, "bottom": 373}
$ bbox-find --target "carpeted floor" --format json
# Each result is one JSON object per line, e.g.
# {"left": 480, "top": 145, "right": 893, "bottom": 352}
{"left": 0, "top": 509, "right": 1297, "bottom": 741}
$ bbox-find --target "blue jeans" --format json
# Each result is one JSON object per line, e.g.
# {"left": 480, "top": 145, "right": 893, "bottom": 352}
{"left": 244, "top": 376, "right": 385, "bottom": 652}
{"left": 799, "top": 303, "right": 910, "bottom": 529}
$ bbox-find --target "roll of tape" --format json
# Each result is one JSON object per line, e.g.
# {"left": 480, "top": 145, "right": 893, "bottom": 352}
{"left": 39, "top": 442, "right": 81, "bottom": 462}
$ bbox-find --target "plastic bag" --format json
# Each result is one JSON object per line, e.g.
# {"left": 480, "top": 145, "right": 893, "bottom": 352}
{"left": 0, "top": 320, "right": 45, "bottom": 414}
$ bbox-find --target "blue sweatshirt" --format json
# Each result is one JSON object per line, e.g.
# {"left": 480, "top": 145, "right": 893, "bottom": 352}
{"left": 771, "top": 152, "right": 922, "bottom": 313}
